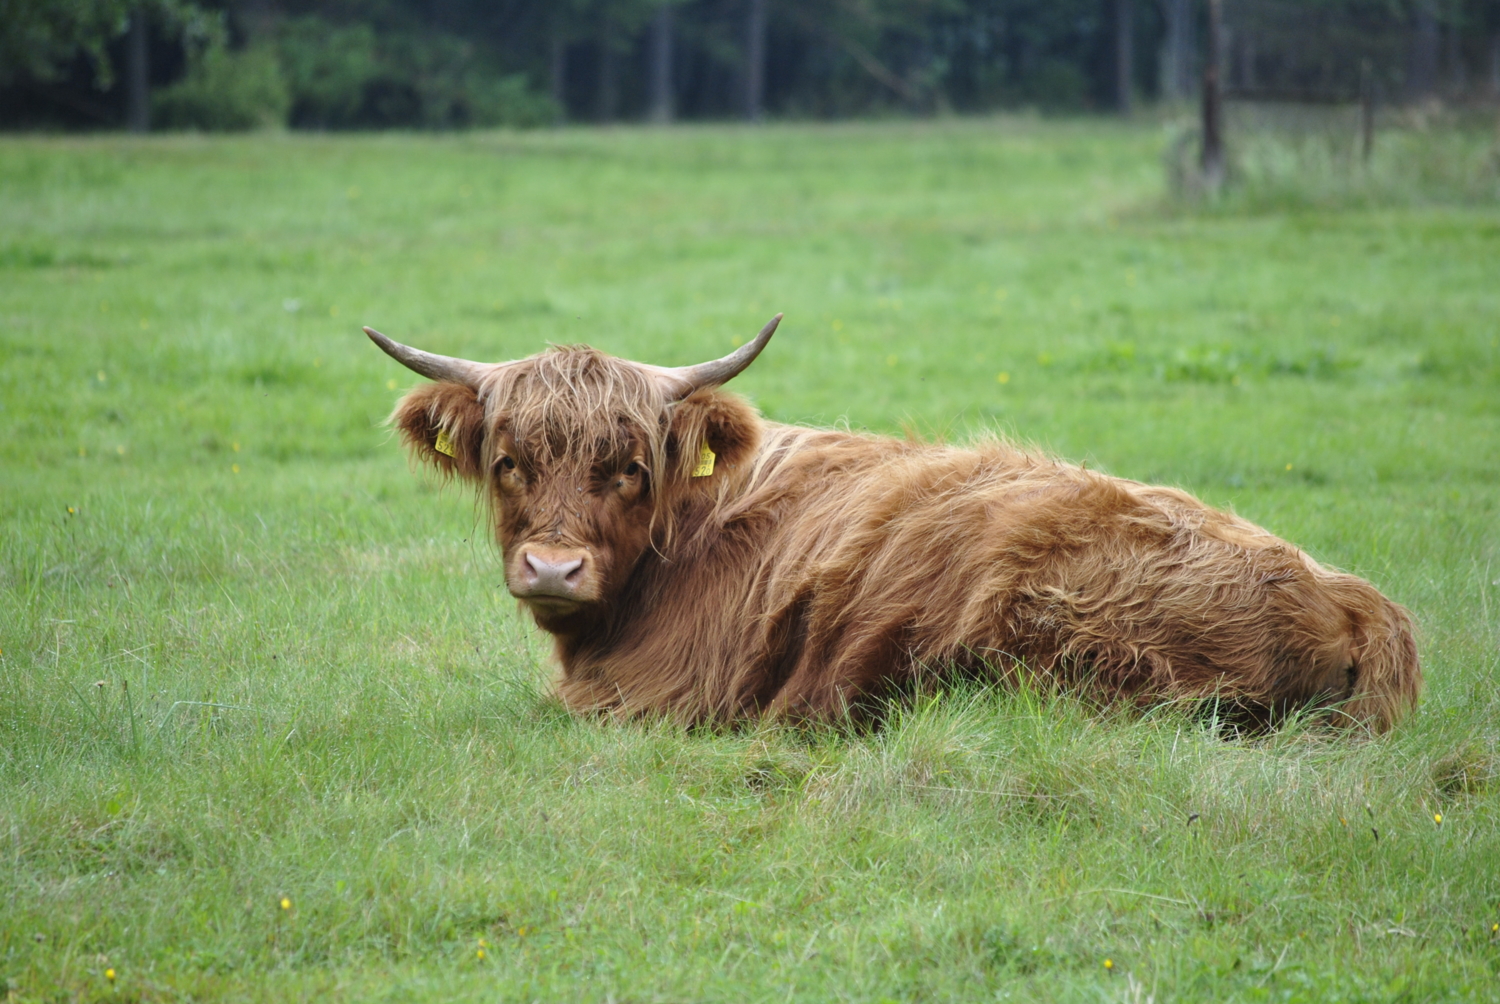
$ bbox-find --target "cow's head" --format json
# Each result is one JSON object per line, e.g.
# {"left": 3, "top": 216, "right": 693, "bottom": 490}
{"left": 367, "top": 316, "right": 778, "bottom": 630}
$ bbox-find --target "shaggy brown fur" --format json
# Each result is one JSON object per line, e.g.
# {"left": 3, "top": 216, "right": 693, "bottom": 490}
{"left": 390, "top": 346, "right": 1421, "bottom": 733}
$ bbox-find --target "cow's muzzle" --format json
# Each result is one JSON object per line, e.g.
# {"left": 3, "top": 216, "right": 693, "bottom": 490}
{"left": 511, "top": 546, "right": 593, "bottom": 607}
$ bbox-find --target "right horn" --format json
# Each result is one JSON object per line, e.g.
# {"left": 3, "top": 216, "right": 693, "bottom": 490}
{"left": 645, "top": 313, "right": 782, "bottom": 401}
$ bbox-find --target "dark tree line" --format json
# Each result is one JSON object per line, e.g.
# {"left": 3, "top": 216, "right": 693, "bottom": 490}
{"left": 3, "top": 0, "right": 1499, "bottom": 130}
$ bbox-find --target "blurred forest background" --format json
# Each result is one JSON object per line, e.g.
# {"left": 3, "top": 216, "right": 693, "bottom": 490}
{"left": 4, "top": 0, "right": 1500, "bottom": 131}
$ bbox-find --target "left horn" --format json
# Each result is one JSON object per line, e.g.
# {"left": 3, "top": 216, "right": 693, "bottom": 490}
{"left": 646, "top": 313, "right": 782, "bottom": 401}
{"left": 364, "top": 327, "right": 492, "bottom": 389}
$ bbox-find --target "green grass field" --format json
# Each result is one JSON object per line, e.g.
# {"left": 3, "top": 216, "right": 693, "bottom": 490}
{"left": 2, "top": 118, "right": 1499, "bottom": 1002}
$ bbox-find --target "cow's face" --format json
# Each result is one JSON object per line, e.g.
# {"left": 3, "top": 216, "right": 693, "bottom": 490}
{"left": 384, "top": 341, "right": 767, "bottom": 631}
{"left": 484, "top": 420, "right": 656, "bottom": 624}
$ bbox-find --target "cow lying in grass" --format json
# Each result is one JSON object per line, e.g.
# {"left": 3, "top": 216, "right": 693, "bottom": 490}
{"left": 366, "top": 316, "right": 1420, "bottom": 732}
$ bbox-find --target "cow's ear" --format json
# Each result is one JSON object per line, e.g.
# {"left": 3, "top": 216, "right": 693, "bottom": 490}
{"left": 666, "top": 390, "right": 761, "bottom": 485}
{"left": 391, "top": 381, "right": 486, "bottom": 481}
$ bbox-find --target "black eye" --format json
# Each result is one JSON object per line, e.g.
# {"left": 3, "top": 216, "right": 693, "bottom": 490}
{"left": 497, "top": 456, "right": 516, "bottom": 472}
{"left": 623, "top": 461, "right": 641, "bottom": 477}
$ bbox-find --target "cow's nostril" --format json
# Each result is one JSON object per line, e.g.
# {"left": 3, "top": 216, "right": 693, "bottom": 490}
{"left": 520, "top": 551, "right": 586, "bottom": 597}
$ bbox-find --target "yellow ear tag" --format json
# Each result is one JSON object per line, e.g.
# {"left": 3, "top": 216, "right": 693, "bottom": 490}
{"left": 433, "top": 428, "right": 457, "bottom": 458}
{"left": 691, "top": 440, "right": 716, "bottom": 477}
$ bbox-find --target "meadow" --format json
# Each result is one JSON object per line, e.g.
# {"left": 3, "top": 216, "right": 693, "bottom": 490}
{"left": 1, "top": 117, "right": 1498, "bottom": 1002}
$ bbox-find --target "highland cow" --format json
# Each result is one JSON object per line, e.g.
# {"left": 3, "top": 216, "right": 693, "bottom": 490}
{"left": 366, "top": 316, "right": 1420, "bottom": 731}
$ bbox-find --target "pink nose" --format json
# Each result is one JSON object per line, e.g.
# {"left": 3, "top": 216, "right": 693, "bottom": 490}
{"left": 521, "top": 551, "right": 586, "bottom": 596}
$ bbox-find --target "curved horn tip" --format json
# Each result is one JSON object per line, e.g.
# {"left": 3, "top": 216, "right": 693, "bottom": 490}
{"left": 360, "top": 327, "right": 402, "bottom": 354}
{"left": 363, "top": 325, "right": 410, "bottom": 362}
{"left": 739, "top": 311, "right": 782, "bottom": 359}
{"left": 740, "top": 312, "right": 782, "bottom": 355}
{"left": 648, "top": 312, "right": 785, "bottom": 400}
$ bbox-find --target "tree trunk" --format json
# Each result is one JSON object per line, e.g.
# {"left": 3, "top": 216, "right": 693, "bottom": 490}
{"left": 124, "top": 7, "right": 149, "bottom": 133}
{"left": 1443, "top": 18, "right": 1465, "bottom": 96}
{"left": 744, "top": 0, "right": 767, "bottom": 121}
{"left": 1240, "top": 34, "right": 1256, "bottom": 92}
{"left": 1490, "top": 32, "right": 1500, "bottom": 100}
{"left": 649, "top": 4, "right": 674, "bottom": 124}
{"left": 1114, "top": 0, "right": 1133, "bottom": 114}
{"left": 550, "top": 29, "right": 567, "bottom": 125}
{"left": 1200, "top": 0, "right": 1224, "bottom": 193}
{"left": 598, "top": 20, "right": 618, "bottom": 122}
{"left": 1159, "top": 0, "right": 1193, "bottom": 103}
{"left": 1360, "top": 58, "right": 1375, "bottom": 165}
{"left": 1409, "top": 0, "right": 1438, "bottom": 102}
